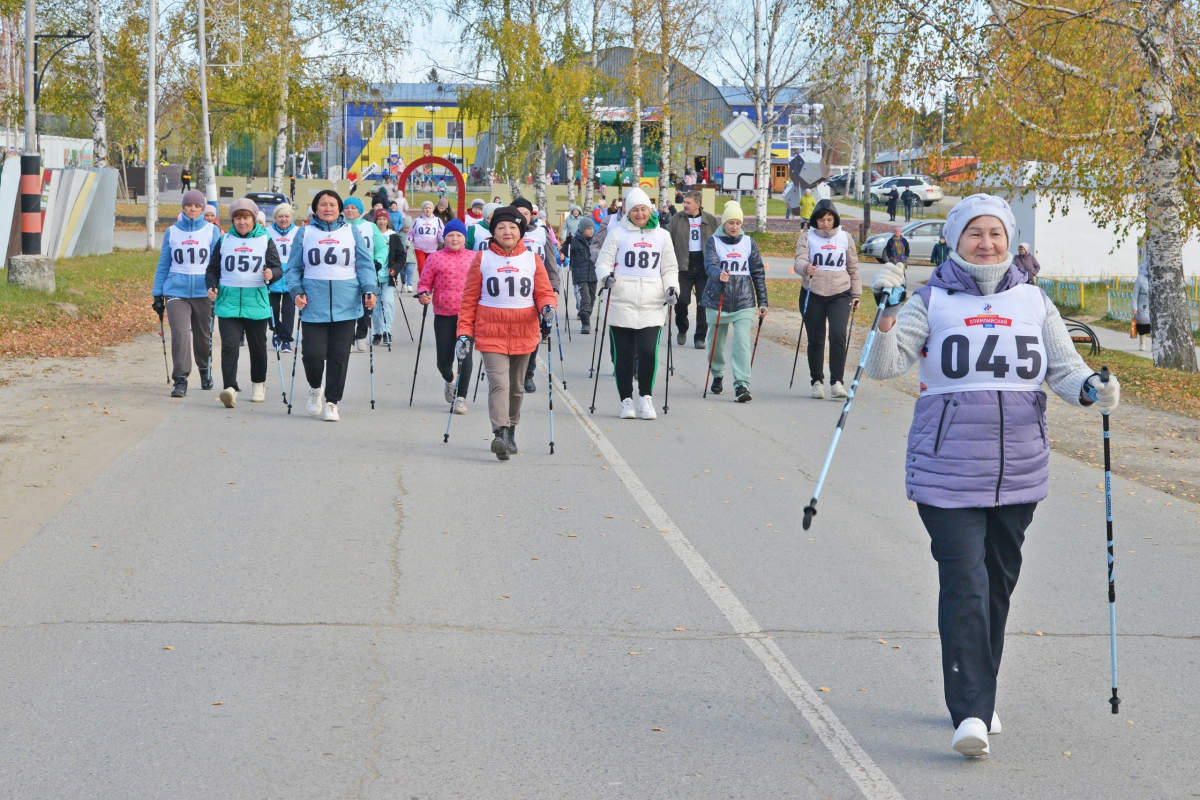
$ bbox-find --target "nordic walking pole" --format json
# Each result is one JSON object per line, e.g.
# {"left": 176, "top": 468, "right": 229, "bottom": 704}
{"left": 275, "top": 339, "right": 286, "bottom": 406}
{"left": 385, "top": 286, "right": 392, "bottom": 352}
{"left": 750, "top": 313, "right": 764, "bottom": 367}
{"left": 396, "top": 285, "right": 414, "bottom": 341}
{"left": 553, "top": 307, "right": 567, "bottom": 389}
{"left": 156, "top": 307, "right": 170, "bottom": 383}
{"left": 1100, "top": 365, "right": 1121, "bottom": 714}
{"left": 206, "top": 304, "right": 216, "bottom": 387}
{"left": 443, "top": 344, "right": 471, "bottom": 443}
{"left": 546, "top": 332, "right": 556, "bottom": 454}
{"left": 472, "top": 359, "right": 485, "bottom": 402}
{"left": 802, "top": 287, "right": 903, "bottom": 530}
{"left": 588, "top": 288, "right": 605, "bottom": 379}
{"left": 408, "top": 302, "right": 429, "bottom": 407}
{"left": 562, "top": 265, "right": 572, "bottom": 341}
{"left": 788, "top": 288, "right": 811, "bottom": 388}
{"left": 368, "top": 306, "right": 376, "bottom": 410}
{"left": 589, "top": 284, "right": 612, "bottom": 414}
{"left": 663, "top": 309, "right": 672, "bottom": 415}
{"left": 287, "top": 312, "right": 301, "bottom": 414}
{"left": 702, "top": 293, "right": 724, "bottom": 398}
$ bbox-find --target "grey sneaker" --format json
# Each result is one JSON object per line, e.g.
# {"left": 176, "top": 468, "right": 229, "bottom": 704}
{"left": 452, "top": 397, "right": 468, "bottom": 415}
{"left": 444, "top": 379, "right": 456, "bottom": 403}
{"left": 811, "top": 381, "right": 825, "bottom": 399}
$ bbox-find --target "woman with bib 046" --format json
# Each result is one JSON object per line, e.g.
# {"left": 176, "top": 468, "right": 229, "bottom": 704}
{"left": 792, "top": 199, "right": 861, "bottom": 399}
{"left": 594, "top": 187, "right": 679, "bottom": 420}
{"left": 286, "top": 190, "right": 378, "bottom": 422}
{"left": 205, "top": 198, "right": 280, "bottom": 408}
{"left": 153, "top": 189, "right": 223, "bottom": 397}
{"left": 700, "top": 201, "right": 767, "bottom": 402}
{"left": 455, "top": 207, "right": 556, "bottom": 460}
{"left": 864, "top": 194, "right": 1120, "bottom": 758}
{"left": 267, "top": 203, "right": 299, "bottom": 353}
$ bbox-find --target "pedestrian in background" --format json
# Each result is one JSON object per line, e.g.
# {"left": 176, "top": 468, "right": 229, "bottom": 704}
{"left": 1014, "top": 242, "right": 1041, "bottom": 282}
{"left": 884, "top": 227, "right": 910, "bottom": 265}
{"left": 418, "top": 218, "right": 476, "bottom": 414}
{"left": 667, "top": 190, "right": 719, "bottom": 348}
{"left": 570, "top": 215, "right": 598, "bottom": 333}
{"left": 799, "top": 188, "right": 817, "bottom": 230}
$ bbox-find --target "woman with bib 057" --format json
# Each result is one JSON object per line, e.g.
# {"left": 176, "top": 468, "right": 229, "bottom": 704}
{"left": 205, "top": 198, "right": 281, "bottom": 409}
{"left": 286, "top": 190, "right": 378, "bottom": 422}
{"left": 864, "top": 194, "right": 1120, "bottom": 758}
{"left": 593, "top": 187, "right": 680, "bottom": 420}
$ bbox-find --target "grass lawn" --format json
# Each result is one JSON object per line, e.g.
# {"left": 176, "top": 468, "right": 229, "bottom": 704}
{"left": 1076, "top": 345, "right": 1200, "bottom": 419}
{"left": 766, "top": 278, "right": 881, "bottom": 328}
{"left": 749, "top": 232, "right": 798, "bottom": 258}
{"left": 0, "top": 250, "right": 158, "bottom": 359}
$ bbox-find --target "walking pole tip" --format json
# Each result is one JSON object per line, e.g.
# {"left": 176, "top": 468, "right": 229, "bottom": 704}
{"left": 802, "top": 503, "right": 816, "bottom": 530}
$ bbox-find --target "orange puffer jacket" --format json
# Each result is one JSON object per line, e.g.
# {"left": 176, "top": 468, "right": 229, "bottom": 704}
{"left": 457, "top": 242, "right": 556, "bottom": 355}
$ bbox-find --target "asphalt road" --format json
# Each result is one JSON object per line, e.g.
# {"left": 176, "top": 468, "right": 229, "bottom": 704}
{"left": 0, "top": 291, "right": 1197, "bottom": 799}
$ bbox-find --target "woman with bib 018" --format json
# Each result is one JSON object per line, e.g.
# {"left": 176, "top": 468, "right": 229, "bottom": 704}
{"left": 864, "top": 194, "right": 1120, "bottom": 758}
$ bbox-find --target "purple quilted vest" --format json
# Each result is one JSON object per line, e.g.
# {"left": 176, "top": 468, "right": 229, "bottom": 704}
{"left": 906, "top": 261, "right": 1050, "bottom": 509}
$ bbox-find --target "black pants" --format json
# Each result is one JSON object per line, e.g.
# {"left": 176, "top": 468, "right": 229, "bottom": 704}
{"left": 218, "top": 317, "right": 269, "bottom": 391}
{"left": 904, "top": 203, "right": 913, "bottom": 221}
{"left": 917, "top": 503, "right": 1036, "bottom": 727}
{"left": 356, "top": 306, "right": 371, "bottom": 340}
{"left": 301, "top": 319, "right": 356, "bottom": 403}
{"left": 609, "top": 325, "right": 660, "bottom": 400}
{"left": 576, "top": 281, "right": 598, "bottom": 323}
{"left": 801, "top": 288, "right": 852, "bottom": 385}
{"left": 433, "top": 313, "right": 472, "bottom": 398}
{"left": 270, "top": 292, "right": 295, "bottom": 343}
{"left": 181, "top": 177, "right": 191, "bottom": 191}
{"left": 675, "top": 265, "right": 709, "bottom": 342}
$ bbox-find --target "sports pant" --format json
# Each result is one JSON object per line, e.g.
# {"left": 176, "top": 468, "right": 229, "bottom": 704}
{"left": 917, "top": 502, "right": 1036, "bottom": 728}
{"left": 674, "top": 257, "right": 709, "bottom": 342}
{"left": 270, "top": 291, "right": 295, "bottom": 343}
{"left": 165, "top": 296, "right": 213, "bottom": 381}
{"left": 481, "top": 351, "right": 532, "bottom": 430}
{"left": 800, "top": 287, "right": 852, "bottom": 386}
{"left": 218, "top": 317, "right": 269, "bottom": 391}
{"left": 609, "top": 325, "right": 660, "bottom": 400}
{"left": 433, "top": 314, "right": 472, "bottom": 399}
{"left": 301, "top": 319, "right": 356, "bottom": 403}
{"left": 575, "top": 281, "right": 597, "bottom": 325}
{"left": 704, "top": 306, "right": 755, "bottom": 387}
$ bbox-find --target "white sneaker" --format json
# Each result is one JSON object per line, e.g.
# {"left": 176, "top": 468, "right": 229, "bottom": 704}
{"left": 404, "top": 284, "right": 414, "bottom": 293}
{"left": 990, "top": 711, "right": 1001, "bottom": 735}
{"left": 323, "top": 401, "right": 340, "bottom": 422}
{"left": 638, "top": 395, "right": 657, "bottom": 420}
{"left": 811, "top": 382, "right": 825, "bottom": 399}
{"left": 251, "top": 382, "right": 266, "bottom": 402}
{"left": 619, "top": 398, "right": 636, "bottom": 419}
{"left": 444, "top": 379, "right": 456, "bottom": 403}
{"left": 951, "top": 718, "right": 990, "bottom": 757}
{"left": 219, "top": 387, "right": 237, "bottom": 408}
{"left": 831, "top": 381, "right": 848, "bottom": 398}
{"left": 355, "top": 338, "right": 366, "bottom": 352}
{"left": 306, "top": 387, "right": 323, "bottom": 416}
{"left": 452, "top": 397, "right": 468, "bottom": 415}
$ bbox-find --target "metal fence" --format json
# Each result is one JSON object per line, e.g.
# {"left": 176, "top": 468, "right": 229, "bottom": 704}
{"left": 1038, "top": 278, "right": 1086, "bottom": 309}
{"left": 1107, "top": 288, "right": 1200, "bottom": 332}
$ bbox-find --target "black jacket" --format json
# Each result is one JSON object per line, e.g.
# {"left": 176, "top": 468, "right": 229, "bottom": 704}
{"left": 569, "top": 231, "right": 596, "bottom": 285}
{"left": 699, "top": 234, "right": 768, "bottom": 312}
{"left": 385, "top": 232, "right": 407, "bottom": 286}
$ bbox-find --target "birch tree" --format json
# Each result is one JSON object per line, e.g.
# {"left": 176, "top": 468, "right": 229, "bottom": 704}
{"left": 87, "top": 0, "right": 108, "bottom": 166}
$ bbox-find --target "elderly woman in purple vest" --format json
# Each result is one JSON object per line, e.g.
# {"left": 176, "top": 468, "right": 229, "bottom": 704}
{"left": 863, "top": 194, "right": 1121, "bottom": 758}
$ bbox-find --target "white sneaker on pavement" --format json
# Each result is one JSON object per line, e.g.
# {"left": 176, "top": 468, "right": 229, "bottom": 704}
{"left": 251, "top": 382, "right": 266, "bottom": 402}
{"left": 444, "top": 379, "right": 456, "bottom": 403}
{"left": 637, "top": 395, "right": 657, "bottom": 420}
{"left": 355, "top": 338, "right": 366, "bottom": 352}
{"left": 990, "top": 711, "right": 1001, "bottom": 735}
{"left": 811, "top": 381, "right": 825, "bottom": 399}
{"left": 619, "top": 398, "right": 636, "bottom": 419}
{"left": 951, "top": 717, "right": 990, "bottom": 757}
{"left": 452, "top": 397, "right": 468, "bottom": 415}
{"left": 831, "top": 381, "right": 848, "bottom": 398}
{"left": 307, "top": 387, "right": 323, "bottom": 416}
{"left": 219, "top": 387, "right": 237, "bottom": 408}
{"left": 323, "top": 402, "right": 340, "bottom": 422}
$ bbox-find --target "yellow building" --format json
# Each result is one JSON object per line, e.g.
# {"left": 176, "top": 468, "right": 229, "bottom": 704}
{"left": 343, "top": 83, "right": 482, "bottom": 178}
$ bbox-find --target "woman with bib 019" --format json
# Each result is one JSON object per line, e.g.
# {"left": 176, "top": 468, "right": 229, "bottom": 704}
{"left": 864, "top": 194, "right": 1120, "bottom": 758}
{"left": 593, "top": 187, "right": 679, "bottom": 420}
{"left": 286, "top": 190, "right": 378, "bottom": 422}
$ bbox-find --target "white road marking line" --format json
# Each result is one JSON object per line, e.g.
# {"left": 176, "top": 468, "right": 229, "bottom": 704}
{"left": 554, "top": 376, "right": 905, "bottom": 800}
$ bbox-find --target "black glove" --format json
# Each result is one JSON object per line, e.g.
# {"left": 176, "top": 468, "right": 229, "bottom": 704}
{"left": 152, "top": 296, "right": 165, "bottom": 315}
{"left": 455, "top": 335, "right": 472, "bottom": 361}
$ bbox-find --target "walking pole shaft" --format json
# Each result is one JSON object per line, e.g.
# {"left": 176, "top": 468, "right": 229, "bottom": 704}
{"left": 553, "top": 308, "right": 567, "bottom": 389}
{"left": 703, "top": 293, "right": 723, "bottom": 398}
{"left": 157, "top": 310, "right": 170, "bottom": 383}
{"left": 750, "top": 314, "right": 763, "bottom": 367}
{"left": 1101, "top": 366, "right": 1120, "bottom": 714}
{"left": 443, "top": 346, "right": 470, "bottom": 443}
{"left": 589, "top": 286, "right": 611, "bottom": 414}
{"left": 789, "top": 287, "right": 812, "bottom": 389}
{"left": 287, "top": 312, "right": 301, "bottom": 414}
{"left": 588, "top": 287, "right": 605, "bottom": 379}
{"left": 663, "top": 311, "right": 671, "bottom": 414}
{"left": 409, "top": 303, "right": 429, "bottom": 407}
{"left": 547, "top": 335, "right": 555, "bottom": 453}
{"left": 397, "top": 289, "right": 414, "bottom": 341}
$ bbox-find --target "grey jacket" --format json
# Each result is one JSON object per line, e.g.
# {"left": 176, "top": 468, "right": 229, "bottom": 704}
{"left": 699, "top": 234, "right": 768, "bottom": 312}
{"left": 1132, "top": 268, "right": 1150, "bottom": 324}
{"left": 668, "top": 210, "right": 720, "bottom": 274}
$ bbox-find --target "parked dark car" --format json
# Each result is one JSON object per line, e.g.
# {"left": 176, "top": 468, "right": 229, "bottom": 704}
{"left": 828, "top": 170, "right": 883, "bottom": 197}
{"left": 243, "top": 191, "right": 289, "bottom": 219}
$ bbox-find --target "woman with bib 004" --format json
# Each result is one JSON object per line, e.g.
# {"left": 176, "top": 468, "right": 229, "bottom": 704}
{"left": 205, "top": 198, "right": 280, "bottom": 408}
{"left": 456, "top": 207, "right": 556, "bottom": 460}
{"left": 593, "top": 187, "right": 679, "bottom": 420}
{"left": 286, "top": 190, "right": 378, "bottom": 422}
{"left": 865, "top": 194, "right": 1120, "bottom": 758}
{"left": 792, "top": 198, "right": 861, "bottom": 399}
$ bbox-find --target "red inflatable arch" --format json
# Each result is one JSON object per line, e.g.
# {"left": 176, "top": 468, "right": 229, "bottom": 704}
{"left": 398, "top": 156, "right": 466, "bottom": 221}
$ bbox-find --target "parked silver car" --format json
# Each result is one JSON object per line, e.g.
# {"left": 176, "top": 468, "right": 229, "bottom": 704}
{"left": 860, "top": 220, "right": 946, "bottom": 263}
{"left": 869, "top": 176, "right": 944, "bottom": 207}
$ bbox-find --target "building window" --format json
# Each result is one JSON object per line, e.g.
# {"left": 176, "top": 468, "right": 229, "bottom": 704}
{"left": 446, "top": 121, "right": 464, "bottom": 140}
{"left": 447, "top": 153, "right": 464, "bottom": 169}
{"left": 359, "top": 119, "right": 374, "bottom": 139}
{"left": 416, "top": 121, "right": 435, "bottom": 140}
{"left": 386, "top": 121, "right": 404, "bottom": 141}
{"left": 771, "top": 124, "right": 788, "bottom": 143}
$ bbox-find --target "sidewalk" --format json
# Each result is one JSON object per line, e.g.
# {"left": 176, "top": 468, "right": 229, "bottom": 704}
{"left": 1082, "top": 318, "right": 1200, "bottom": 362}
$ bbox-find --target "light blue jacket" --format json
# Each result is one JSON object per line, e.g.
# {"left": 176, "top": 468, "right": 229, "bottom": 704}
{"left": 286, "top": 216, "right": 377, "bottom": 323}
{"left": 153, "top": 216, "right": 222, "bottom": 298}
{"left": 267, "top": 222, "right": 296, "bottom": 293}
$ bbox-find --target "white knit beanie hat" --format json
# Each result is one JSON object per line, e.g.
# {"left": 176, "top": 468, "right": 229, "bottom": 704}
{"left": 943, "top": 193, "right": 1016, "bottom": 251}
{"left": 623, "top": 187, "right": 652, "bottom": 214}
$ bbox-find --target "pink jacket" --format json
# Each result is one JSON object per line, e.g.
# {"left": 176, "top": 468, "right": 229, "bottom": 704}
{"left": 408, "top": 214, "right": 443, "bottom": 253}
{"left": 416, "top": 246, "right": 475, "bottom": 316}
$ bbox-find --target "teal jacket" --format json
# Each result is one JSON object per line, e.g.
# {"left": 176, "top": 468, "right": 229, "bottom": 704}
{"left": 286, "top": 216, "right": 377, "bottom": 323}
{"left": 267, "top": 222, "right": 297, "bottom": 293}
{"left": 205, "top": 224, "right": 278, "bottom": 321}
{"left": 348, "top": 216, "right": 388, "bottom": 273}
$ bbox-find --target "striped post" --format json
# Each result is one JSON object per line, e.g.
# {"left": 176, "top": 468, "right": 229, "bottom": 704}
{"left": 20, "top": 154, "right": 41, "bottom": 255}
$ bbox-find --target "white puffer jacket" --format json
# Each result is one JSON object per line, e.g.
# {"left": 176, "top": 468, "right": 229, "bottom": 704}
{"left": 594, "top": 218, "right": 680, "bottom": 329}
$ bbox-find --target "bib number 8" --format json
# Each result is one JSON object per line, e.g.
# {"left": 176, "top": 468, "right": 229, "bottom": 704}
{"left": 941, "top": 334, "right": 1042, "bottom": 380}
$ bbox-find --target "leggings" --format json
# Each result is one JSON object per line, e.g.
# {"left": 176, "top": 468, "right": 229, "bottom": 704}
{"left": 433, "top": 313, "right": 472, "bottom": 398}
{"left": 301, "top": 319, "right": 356, "bottom": 403}
{"left": 270, "top": 291, "right": 295, "bottom": 343}
{"left": 800, "top": 287, "right": 852, "bottom": 386}
{"left": 218, "top": 317, "right": 269, "bottom": 391}
{"left": 609, "top": 325, "right": 660, "bottom": 400}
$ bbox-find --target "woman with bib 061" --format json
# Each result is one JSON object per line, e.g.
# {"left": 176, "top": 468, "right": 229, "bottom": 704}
{"left": 593, "top": 187, "right": 680, "bottom": 420}
{"left": 286, "top": 190, "right": 378, "bottom": 422}
{"left": 792, "top": 198, "right": 861, "bottom": 399}
{"left": 205, "top": 198, "right": 281, "bottom": 409}
{"left": 864, "top": 194, "right": 1120, "bottom": 758}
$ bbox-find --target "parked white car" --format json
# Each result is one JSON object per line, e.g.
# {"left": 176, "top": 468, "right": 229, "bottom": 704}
{"left": 870, "top": 175, "right": 944, "bottom": 207}
{"left": 861, "top": 220, "right": 947, "bottom": 263}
